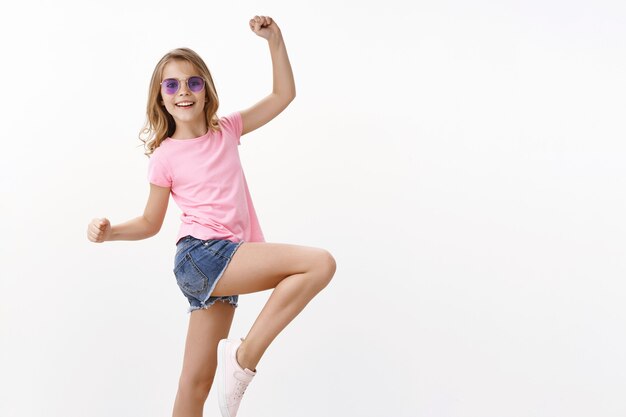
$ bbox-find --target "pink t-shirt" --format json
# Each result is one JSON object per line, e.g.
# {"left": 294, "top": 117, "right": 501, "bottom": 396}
{"left": 147, "top": 111, "right": 265, "bottom": 245}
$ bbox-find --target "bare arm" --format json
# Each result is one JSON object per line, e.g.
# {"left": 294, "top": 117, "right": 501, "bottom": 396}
{"left": 87, "top": 183, "right": 170, "bottom": 243}
{"left": 240, "top": 15, "right": 296, "bottom": 136}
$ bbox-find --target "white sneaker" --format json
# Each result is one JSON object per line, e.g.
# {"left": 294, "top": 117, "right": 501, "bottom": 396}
{"left": 217, "top": 338, "right": 256, "bottom": 417}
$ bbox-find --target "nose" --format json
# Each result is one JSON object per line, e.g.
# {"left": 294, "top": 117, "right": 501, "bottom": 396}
{"left": 178, "top": 82, "right": 191, "bottom": 95}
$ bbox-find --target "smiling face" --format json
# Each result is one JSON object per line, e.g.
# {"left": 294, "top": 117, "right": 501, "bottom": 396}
{"left": 160, "top": 59, "right": 207, "bottom": 138}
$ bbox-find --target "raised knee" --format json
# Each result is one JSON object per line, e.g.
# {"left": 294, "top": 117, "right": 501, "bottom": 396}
{"left": 324, "top": 250, "right": 337, "bottom": 277}
{"left": 315, "top": 249, "right": 336, "bottom": 288}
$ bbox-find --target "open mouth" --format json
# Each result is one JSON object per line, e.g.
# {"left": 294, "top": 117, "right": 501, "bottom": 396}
{"left": 176, "top": 101, "right": 195, "bottom": 108}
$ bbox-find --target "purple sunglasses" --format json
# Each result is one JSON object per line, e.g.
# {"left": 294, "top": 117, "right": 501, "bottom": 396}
{"left": 160, "top": 76, "right": 205, "bottom": 95}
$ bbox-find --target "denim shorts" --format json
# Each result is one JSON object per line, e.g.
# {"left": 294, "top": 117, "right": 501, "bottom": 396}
{"left": 173, "top": 235, "right": 244, "bottom": 313}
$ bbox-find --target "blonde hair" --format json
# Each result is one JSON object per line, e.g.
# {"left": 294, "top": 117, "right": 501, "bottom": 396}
{"left": 139, "top": 47, "right": 220, "bottom": 156}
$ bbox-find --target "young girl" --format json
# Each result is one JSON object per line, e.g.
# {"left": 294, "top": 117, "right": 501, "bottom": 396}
{"left": 86, "top": 15, "right": 336, "bottom": 417}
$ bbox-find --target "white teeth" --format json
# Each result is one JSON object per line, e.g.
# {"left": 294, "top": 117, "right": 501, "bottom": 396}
{"left": 176, "top": 102, "right": 194, "bottom": 107}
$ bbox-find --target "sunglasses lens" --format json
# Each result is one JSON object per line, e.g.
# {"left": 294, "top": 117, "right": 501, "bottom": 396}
{"left": 162, "top": 79, "right": 179, "bottom": 95}
{"left": 188, "top": 76, "right": 205, "bottom": 93}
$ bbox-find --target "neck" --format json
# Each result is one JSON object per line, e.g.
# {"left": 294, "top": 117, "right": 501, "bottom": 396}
{"left": 171, "top": 120, "right": 208, "bottom": 140}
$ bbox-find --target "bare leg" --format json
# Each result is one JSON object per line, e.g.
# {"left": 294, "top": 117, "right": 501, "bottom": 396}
{"left": 211, "top": 242, "right": 337, "bottom": 371}
{"left": 172, "top": 301, "right": 235, "bottom": 417}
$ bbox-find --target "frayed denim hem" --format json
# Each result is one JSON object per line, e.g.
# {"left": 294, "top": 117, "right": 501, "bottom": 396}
{"left": 188, "top": 297, "right": 238, "bottom": 314}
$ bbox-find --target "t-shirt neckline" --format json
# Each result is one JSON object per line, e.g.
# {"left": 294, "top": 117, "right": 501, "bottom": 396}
{"left": 167, "top": 129, "right": 211, "bottom": 143}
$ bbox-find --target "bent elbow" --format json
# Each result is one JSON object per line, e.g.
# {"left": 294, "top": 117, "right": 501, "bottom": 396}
{"left": 142, "top": 215, "right": 162, "bottom": 238}
{"left": 284, "top": 92, "right": 296, "bottom": 107}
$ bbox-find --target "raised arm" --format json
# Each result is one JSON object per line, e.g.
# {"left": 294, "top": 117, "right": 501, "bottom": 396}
{"left": 240, "top": 16, "right": 296, "bottom": 136}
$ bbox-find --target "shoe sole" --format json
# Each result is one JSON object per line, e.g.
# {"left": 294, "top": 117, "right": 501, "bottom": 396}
{"left": 217, "top": 339, "right": 231, "bottom": 417}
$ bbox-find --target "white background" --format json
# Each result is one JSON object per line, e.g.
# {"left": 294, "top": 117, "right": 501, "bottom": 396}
{"left": 1, "top": 0, "right": 625, "bottom": 416}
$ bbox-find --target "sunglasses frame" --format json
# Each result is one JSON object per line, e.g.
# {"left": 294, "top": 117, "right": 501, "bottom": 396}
{"left": 160, "top": 76, "right": 206, "bottom": 95}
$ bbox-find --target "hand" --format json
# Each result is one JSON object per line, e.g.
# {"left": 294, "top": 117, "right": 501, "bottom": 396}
{"left": 249, "top": 15, "right": 281, "bottom": 41}
{"left": 87, "top": 217, "right": 111, "bottom": 243}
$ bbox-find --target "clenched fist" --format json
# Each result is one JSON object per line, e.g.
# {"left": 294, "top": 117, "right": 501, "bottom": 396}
{"left": 87, "top": 218, "right": 111, "bottom": 243}
{"left": 249, "top": 15, "right": 281, "bottom": 41}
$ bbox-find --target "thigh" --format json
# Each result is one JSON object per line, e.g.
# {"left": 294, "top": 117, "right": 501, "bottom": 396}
{"left": 211, "top": 242, "right": 328, "bottom": 297}
{"left": 179, "top": 301, "right": 235, "bottom": 385}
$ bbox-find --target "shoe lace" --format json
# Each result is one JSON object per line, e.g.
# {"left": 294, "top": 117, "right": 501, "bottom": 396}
{"left": 233, "top": 380, "right": 248, "bottom": 400}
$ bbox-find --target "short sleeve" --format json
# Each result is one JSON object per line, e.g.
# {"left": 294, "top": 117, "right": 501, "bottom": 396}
{"left": 220, "top": 111, "right": 243, "bottom": 145}
{"left": 147, "top": 153, "right": 172, "bottom": 187}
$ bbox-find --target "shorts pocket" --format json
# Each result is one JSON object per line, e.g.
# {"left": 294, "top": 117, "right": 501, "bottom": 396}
{"left": 173, "top": 252, "right": 209, "bottom": 296}
{"left": 203, "top": 239, "right": 232, "bottom": 259}
{"left": 175, "top": 236, "right": 201, "bottom": 258}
